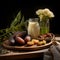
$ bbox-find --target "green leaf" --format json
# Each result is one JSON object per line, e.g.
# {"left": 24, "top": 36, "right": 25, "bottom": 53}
{"left": 0, "top": 10, "right": 26, "bottom": 42}
{"left": 10, "top": 11, "right": 21, "bottom": 27}
{"left": 14, "top": 16, "right": 26, "bottom": 31}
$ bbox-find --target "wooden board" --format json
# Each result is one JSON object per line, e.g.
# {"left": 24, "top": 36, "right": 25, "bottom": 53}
{"left": 2, "top": 40, "right": 52, "bottom": 51}
{"left": 0, "top": 36, "right": 60, "bottom": 60}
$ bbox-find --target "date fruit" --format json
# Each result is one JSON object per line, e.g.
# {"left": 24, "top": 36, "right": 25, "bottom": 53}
{"left": 24, "top": 35, "right": 31, "bottom": 43}
{"left": 16, "top": 31, "right": 27, "bottom": 39}
{"left": 15, "top": 37, "right": 25, "bottom": 45}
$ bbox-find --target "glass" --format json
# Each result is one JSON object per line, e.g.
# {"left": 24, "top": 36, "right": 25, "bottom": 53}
{"left": 40, "top": 19, "right": 50, "bottom": 34}
{"left": 27, "top": 18, "right": 40, "bottom": 39}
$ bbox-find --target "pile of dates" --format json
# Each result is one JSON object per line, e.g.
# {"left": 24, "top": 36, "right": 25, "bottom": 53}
{"left": 9, "top": 31, "right": 53, "bottom": 46}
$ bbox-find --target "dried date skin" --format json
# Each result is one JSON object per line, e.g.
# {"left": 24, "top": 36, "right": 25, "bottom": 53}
{"left": 24, "top": 35, "right": 31, "bottom": 43}
{"left": 45, "top": 37, "right": 52, "bottom": 43}
{"left": 15, "top": 31, "right": 27, "bottom": 39}
{"left": 15, "top": 37, "right": 25, "bottom": 45}
{"left": 9, "top": 32, "right": 53, "bottom": 46}
{"left": 9, "top": 31, "right": 27, "bottom": 46}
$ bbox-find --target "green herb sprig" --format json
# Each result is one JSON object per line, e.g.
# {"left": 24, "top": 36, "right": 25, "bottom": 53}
{"left": 0, "top": 11, "right": 26, "bottom": 43}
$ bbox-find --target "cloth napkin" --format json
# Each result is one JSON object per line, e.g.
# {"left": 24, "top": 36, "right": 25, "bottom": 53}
{"left": 44, "top": 41, "right": 60, "bottom": 60}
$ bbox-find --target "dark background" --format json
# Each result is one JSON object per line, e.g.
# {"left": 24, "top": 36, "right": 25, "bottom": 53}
{"left": 0, "top": 0, "right": 60, "bottom": 34}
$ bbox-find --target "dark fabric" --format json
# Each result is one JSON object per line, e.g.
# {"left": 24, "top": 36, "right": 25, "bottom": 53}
{"left": 44, "top": 43, "right": 60, "bottom": 60}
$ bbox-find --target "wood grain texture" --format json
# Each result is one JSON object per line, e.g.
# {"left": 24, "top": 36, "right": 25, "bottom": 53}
{"left": 2, "top": 40, "right": 52, "bottom": 51}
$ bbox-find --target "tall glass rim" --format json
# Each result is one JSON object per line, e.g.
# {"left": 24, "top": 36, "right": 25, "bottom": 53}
{"left": 29, "top": 18, "right": 39, "bottom": 22}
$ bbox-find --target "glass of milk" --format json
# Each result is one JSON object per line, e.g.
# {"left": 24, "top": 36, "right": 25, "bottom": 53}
{"left": 27, "top": 18, "right": 40, "bottom": 39}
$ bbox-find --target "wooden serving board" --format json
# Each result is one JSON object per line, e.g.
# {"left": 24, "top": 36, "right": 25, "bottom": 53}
{"left": 2, "top": 40, "right": 52, "bottom": 51}
{"left": 0, "top": 37, "right": 60, "bottom": 60}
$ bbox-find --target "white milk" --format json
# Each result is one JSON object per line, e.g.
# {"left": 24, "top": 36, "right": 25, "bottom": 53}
{"left": 28, "top": 21, "right": 40, "bottom": 38}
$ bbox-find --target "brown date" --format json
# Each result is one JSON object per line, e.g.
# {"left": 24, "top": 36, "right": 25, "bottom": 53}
{"left": 46, "top": 33, "right": 52, "bottom": 37}
{"left": 13, "top": 31, "right": 27, "bottom": 39}
{"left": 24, "top": 35, "right": 31, "bottom": 43}
{"left": 15, "top": 37, "right": 25, "bottom": 45}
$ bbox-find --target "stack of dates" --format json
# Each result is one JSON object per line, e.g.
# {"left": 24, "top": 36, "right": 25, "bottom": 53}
{"left": 9, "top": 31, "right": 53, "bottom": 47}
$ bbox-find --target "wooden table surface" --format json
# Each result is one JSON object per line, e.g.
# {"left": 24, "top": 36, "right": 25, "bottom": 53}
{"left": 0, "top": 48, "right": 49, "bottom": 60}
{"left": 0, "top": 36, "right": 60, "bottom": 60}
